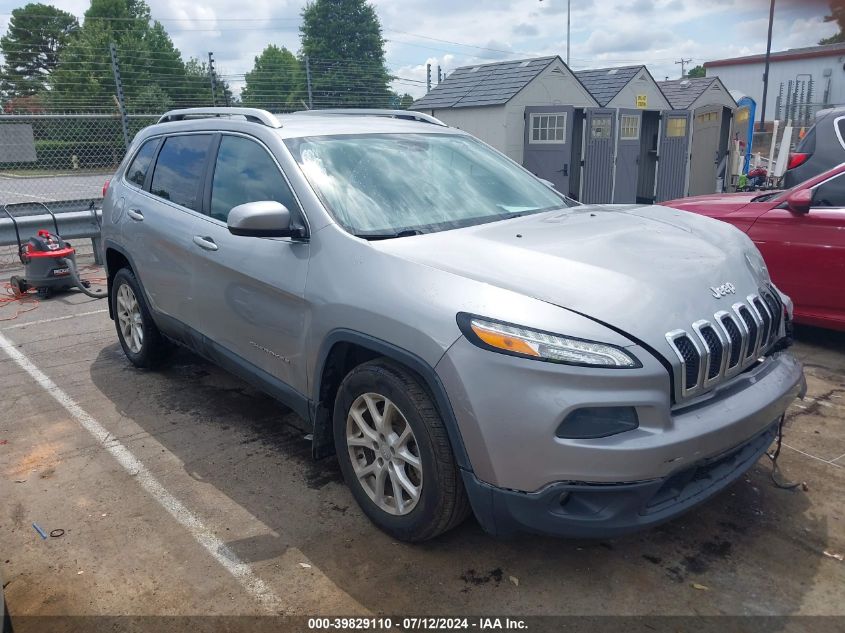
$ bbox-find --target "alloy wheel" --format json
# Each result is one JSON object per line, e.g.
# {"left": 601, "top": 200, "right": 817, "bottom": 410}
{"left": 116, "top": 283, "right": 143, "bottom": 354}
{"left": 346, "top": 393, "right": 423, "bottom": 515}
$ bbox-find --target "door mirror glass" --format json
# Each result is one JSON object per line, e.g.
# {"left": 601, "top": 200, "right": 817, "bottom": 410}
{"left": 785, "top": 189, "right": 812, "bottom": 214}
{"left": 227, "top": 201, "right": 293, "bottom": 237}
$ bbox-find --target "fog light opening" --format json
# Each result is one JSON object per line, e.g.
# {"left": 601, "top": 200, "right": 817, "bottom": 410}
{"left": 556, "top": 406, "right": 639, "bottom": 439}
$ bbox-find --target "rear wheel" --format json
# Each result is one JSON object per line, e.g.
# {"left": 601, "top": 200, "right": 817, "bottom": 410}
{"left": 111, "top": 268, "right": 170, "bottom": 368}
{"left": 334, "top": 359, "right": 470, "bottom": 541}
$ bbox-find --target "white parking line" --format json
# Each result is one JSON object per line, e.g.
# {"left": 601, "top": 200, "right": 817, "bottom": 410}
{"left": 1, "top": 309, "right": 108, "bottom": 331}
{"left": 0, "top": 330, "right": 286, "bottom": 614}
{"left": 782, "top": 442, "right": 843, "bottom": 469}
{"left": 0, "top": 187, "right": 51, "bottom": 201}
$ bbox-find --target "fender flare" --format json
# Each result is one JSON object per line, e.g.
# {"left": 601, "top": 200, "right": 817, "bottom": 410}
{"left": 312, "top": 329, "right": 472, "bottom": 471}
{"left": 102, "top": 240, "right": 149, "bottom": 321}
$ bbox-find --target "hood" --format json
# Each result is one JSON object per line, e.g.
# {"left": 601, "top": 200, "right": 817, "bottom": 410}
{"left": 374, "top": 204, "right": 769, "bottom": 354}
{"left": 662, "top": 192, "right": 764, "bottom": 217}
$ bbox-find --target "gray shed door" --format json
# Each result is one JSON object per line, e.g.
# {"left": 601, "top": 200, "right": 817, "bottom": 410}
{"left": 582, "top": 108, "right": 615, "bottom": 204}
{"left": 688, "top": 105, "right": 724, "bottom": 196}
{"left": 614, "top": 109, "right": 641, "bottom": 203}
{"left": 655, "top": 110, "right": 691, "bottom": 202}
{"left": 523, "top": 106, "right": 575, "bottom": 193}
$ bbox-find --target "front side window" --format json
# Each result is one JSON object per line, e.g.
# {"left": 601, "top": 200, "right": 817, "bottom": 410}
{"left": 149, "top": 135, "right": 212, "bottom": 210}
{"left": 285, "top": 133, "right": 572, "bottom": 236}
{"left": 530, "top": 113, "right": 567, "bottom": 143}
{"left": 210, "top": 136, "right": 299, "bottom": 222}
{"left": 125, "top": 139, "right": 158, "bottom": 188}
{"left": 812, "top": 173, "right": 845, "bottom": 207}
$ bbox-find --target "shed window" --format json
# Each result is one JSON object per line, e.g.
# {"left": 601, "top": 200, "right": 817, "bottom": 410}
{"left": 666, "top": 116, "right": 687, "bottom": 137}
{"left": 590, "top": 116, "right": 612, "bottom": 139}
{"left": 530, "top": 113, "right": 567, "bottom": 143}
{"left": 620, "top": 114, "right": 640, "bottom": 140}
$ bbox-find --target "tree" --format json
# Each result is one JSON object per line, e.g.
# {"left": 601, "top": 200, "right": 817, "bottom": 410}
{"left": 820, "top": 0, "right": 845, "bottom": 44}
{"left": 0, "top": 3, "right": 79, "bottom": 98}
{"left": 299, "top": 0, "right": 392, "bottom": 108}
{"left": 399, "top": 93, "right": 414, "bottom": 109}
{"left": 48, "top": 0, "right": 188, "bottom": 112}
{"left": 686, "top": 65, "right": 706, "bottom": 78}
{"left": 241, "top": 45, "right": 304, "bottom": 111}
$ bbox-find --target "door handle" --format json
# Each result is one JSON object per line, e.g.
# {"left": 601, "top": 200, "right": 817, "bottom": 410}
{"left": 192, "top": 235, "right": 218, "bottom": 251}
{"left": 127, "top": 208, "right": 144, "bottom": 221}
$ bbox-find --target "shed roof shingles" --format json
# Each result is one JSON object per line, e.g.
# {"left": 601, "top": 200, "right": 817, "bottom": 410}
{"left": 411, "top": 56, "right": 557, "bottom": 109}
{"left": 574, "top": 66, "right": 642, "bottom": 106}
{"left": 657, "top": 77, "right": 716, "bottom": 109}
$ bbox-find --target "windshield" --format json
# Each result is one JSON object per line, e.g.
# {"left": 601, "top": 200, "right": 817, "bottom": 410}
{"left": 285, "top": 133, "right": 575, "bottom": 237}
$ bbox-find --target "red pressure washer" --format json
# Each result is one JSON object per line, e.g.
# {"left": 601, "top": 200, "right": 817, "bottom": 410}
{"left": 2, "top": 202, "right": 106, "bottom": 300}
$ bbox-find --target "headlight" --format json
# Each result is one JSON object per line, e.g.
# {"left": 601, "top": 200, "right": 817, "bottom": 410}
{"left": 457, "top": 314, "right": 641, "bottom": 368}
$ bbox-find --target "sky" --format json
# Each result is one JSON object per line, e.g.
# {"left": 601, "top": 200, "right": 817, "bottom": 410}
{"left": 0, "top": 0, "right": 837, "bottom": 99}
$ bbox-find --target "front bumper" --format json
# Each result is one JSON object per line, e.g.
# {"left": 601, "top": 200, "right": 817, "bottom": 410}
{"left": 436, "top": 337, "right": 805, "bottom": 537}
{"left": 462, "top": 418, "right": 779, "bottom": 538}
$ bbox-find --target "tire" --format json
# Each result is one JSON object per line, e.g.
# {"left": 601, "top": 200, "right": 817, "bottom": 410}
{"left": 334, "top": 358, "right": 470, "bottom": 542}
{"left": 111, "top": 267, "right": 171, "bottom": 369}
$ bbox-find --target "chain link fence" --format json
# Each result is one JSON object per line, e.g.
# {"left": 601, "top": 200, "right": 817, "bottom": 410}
{"left": 0, "top": 37, "right": 425, "bottom": 266}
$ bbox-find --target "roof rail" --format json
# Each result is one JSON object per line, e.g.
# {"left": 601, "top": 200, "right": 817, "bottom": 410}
{"left": 293, "top": 108, "right": 447, "bottom": 127}
{"left": 157, "top": 107, "right": 282, "bottom": 128}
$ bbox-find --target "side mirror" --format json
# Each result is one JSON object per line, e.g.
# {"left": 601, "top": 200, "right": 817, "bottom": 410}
{"left": 784, "top": 189, "right": 812, "bottom": 214}
{"left": 227, "top": 201, "right": 298, "bottom": 238}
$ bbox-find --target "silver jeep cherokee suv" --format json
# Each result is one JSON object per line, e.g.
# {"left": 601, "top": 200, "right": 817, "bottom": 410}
{"left": 102, "top": 107, "right": 806, "bottom": 542}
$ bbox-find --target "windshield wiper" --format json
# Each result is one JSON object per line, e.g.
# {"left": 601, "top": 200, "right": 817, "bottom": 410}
{"left": 355, "top": 229, "right": 423, "bottom": 241}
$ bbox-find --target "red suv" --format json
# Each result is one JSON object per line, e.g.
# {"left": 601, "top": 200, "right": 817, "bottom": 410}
{"left": 664, "top": 163, "right": 845, "bottom": 331}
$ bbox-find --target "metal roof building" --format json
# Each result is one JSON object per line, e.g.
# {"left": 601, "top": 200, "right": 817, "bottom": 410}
{"left": 574, "top": 65, "right": 670, "bottom": 110}
{"left": 704, "top": 42, "right": 845, "bottom": 122}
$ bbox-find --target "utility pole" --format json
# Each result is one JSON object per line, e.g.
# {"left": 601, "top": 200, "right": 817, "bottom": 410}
{"left": 759, "top": 0, "right": 776, "bottom": 132}
{"left": 305, "top": 55, "right": 313, "bottom": 109}
{"left": 437, "top": 65, "right": 442, "bottom": 84}
{"left": 426, "top": 63, "right": 431, "bottom": 92}
{"left": 566, "top": 0, "right": 570, "bottom": 66}
{"left": 208, "top": 52, "right": 218, "bottom": 106}
{"left": 109, "top": 42, "right": 129, "bottom": 150}
{"left": 538, "top": 0, "right": 570, "bottom": 65}
{"left": 675, "top": 58, "right": 692, "bottom": 78}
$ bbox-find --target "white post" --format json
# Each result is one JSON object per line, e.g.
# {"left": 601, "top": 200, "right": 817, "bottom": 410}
{"left": 767, "top": 119, "right": 779, "bottom": 172}
{"left": 773, "top": 121, "right": 793, "bottom": 179}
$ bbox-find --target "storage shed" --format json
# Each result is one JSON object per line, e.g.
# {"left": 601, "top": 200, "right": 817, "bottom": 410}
{"left": 575, "top": 66, "right": 672, "bottom": 203}
{"left": 411, "top": 56, "right": 598, "bottom": 198}
{"left": 658, "top": 77, "right": 739, "bottom": 196}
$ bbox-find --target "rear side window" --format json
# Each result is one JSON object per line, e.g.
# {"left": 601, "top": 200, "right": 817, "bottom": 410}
{"left": 209, "top": 135, "right": 300, "bottom": 222}
{"left": 150, "top": 135, "right": 212, "bottom": 210}
{"left": 125, "top": 139, "right": 158, "bottom": 188}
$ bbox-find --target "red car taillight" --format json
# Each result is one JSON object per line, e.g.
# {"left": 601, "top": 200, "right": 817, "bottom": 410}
{"left": 102, "top": 179, "right": 110, "bottom": 198}
{"left": 787, "top": 153, "right": 810, "bottom": 170}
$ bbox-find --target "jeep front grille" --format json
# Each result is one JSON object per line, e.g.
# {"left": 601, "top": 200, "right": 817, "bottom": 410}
{"left": 666, "top": 287, "right": 785, "bottom": 400}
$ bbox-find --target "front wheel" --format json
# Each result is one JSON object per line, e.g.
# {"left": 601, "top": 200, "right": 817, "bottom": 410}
{"left": 111, "top": 268, "right": 171, "bottom": 369}
{"left": 333, "top": 359, "right": 470, "bottom": 542}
